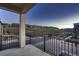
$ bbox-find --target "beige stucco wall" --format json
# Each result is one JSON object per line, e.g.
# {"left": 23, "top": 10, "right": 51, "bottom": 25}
{"left": 19, "top": 13, "right": 26, "bottom": 48}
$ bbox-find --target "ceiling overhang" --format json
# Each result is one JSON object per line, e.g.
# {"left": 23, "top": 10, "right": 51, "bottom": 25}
{"left": 0, "top": 3, "right": 36, "bottom": 14}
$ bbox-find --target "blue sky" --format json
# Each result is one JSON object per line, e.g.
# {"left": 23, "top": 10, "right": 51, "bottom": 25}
{"left": 0, "top": 3, "right": 79, "bottom": 29}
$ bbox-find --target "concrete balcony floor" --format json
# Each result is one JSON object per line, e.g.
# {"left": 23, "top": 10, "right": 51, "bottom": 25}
{"left": 0, "top": 44, "right": 50, "bottom": 56}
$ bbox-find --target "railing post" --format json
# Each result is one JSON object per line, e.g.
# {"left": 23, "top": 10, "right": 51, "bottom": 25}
{"left": 44, "top": 35, "right": 46, "bottom": 52}
{"left": 0, "top": 21, "right": 2, "bottom": 50}
{"left": 29, "top": 36, "right": 31, "bottom": 44}
{"left": 0, "top": 35, "right": 2, "bottom": 50}
{"left": 75, "top": 42, "right": 78, "bottom": 55}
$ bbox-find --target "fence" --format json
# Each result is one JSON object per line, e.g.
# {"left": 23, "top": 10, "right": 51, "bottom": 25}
{"left": 29, "top": 35, "right": 79, "bottom": 56}
{"left": 0, "top": 34, "right": 79, "bottom": 56}
{"left": 0, "top": 35, "right": 19, "bottom": 50}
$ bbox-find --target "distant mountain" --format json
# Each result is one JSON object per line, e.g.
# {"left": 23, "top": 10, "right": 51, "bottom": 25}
{"left": 63, "top": 28, "right": 74, "bottom": 32}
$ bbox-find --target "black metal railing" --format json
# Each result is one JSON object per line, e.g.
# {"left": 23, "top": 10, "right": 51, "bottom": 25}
{"left": 29, "top": 35, "right": 79, "bottom": 56}
{"left": 0, "top": 34, "right": 79, "bottom": 56}
{"left": 0, "top": 35, "right": 19, "bottom": 50}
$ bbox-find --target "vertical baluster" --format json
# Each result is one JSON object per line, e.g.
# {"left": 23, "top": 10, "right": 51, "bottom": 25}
{"left": 53, "top": 36, "right": 55, "bottom": 55}
{"left": 9, "top": 36, "right": 12, "bottom": 48}
{"left": 64, "top": 40, "right": 66, "bottom": 55}
{"left": 9, "top": 36, "right": 11, "bottom": 48}
{"left": 47, "top": 35, "right": 48, "bottom": 52}
{"left": 55, "top": 38, "right": 57, "bottom": 56}
{"left": 52, "top": 36, "right": 54, "bottom": 55}
{"left": 54, "top": 37, "right": 55, "bottom": 55}
{"left": 8, "top": 36, "right": 9, "bottom": 48}
{"left": 75, "top": 43, "right": 78, "bottom": 56}
{"left": 59, "top": 40, "right": 65, "bottom": 56}
{"left": 55, "top": 38, "right": 56, "bottom": 55}
{"left": 1, "top": 35, "right": 2, "bottom": 50}
{"left": 6, "top": 37, "right": 8, "bottom": 49}
{"left": 44, "top": 35, "right": 46, "bottom": 52}
{"left": 60, "top": 40, "right": 62, "bottom": 55}
{"left": 50, "top": 36, "right": 52, "bottom": 54}
{"left": 29, "top": 35, "right": 31, "bottom": 44}
{"left": 0, "top": 35, "right": 2, "bottom": 50}
{"left": 10, "top": 36, "right": 12, "bottom": 48}
{"left": 68, "top": 41, "right": 69, "bottom": 56}
{"left": 71, "top": 42, "right": 73, "bottom": 56}
{"left": 8, "top": 36, "right": 10, "bottom": 48}
{"left": 51, "top": 36, "right": 53, "bottom": 54}
{"left": 59, "top": 39, "right": 60, "bottom": 56}
{"left": 15, "top": 36, "right": 16, "bottom": 47}
{"left": 17, "top": 35, "right": 19, "bottom": 47}
{"left": 11, "top": 36, "right": 12, "bottom": 48}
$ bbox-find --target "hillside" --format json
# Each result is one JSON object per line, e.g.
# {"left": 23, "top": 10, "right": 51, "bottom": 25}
{"left": 2, "top": 23, "right": 64, "bottom": 37}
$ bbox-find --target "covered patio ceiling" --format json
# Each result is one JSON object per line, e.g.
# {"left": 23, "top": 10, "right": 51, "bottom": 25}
{"left": 0, "top": 3, "right": 36, "bottom": 13}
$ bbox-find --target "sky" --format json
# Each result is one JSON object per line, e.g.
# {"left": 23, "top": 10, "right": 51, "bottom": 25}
{"left": 0, "top": 3, "right": 79, "bottom": 29}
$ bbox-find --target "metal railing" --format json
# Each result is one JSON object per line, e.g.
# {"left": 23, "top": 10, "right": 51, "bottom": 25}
{"left": 0, "top": 34, "right": 79, "bottom": 56}
{"left": 29, "top": 35, "right": 79, "bottom": 56}
{"left": 0, "top": 35, "right": 19, "bottom": 50}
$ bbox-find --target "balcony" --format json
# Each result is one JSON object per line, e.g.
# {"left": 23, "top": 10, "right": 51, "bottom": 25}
{"left": 0, "top": 3, "right": 79, "bottom": 56}
{"left": 0, "top": 35, "right": 79, "bottom": 56}
{"left": 0, "top": 44, "right": 49, "bottom": 56}
{"left": 0, "top": 3, "right": 50, "bottom": 56}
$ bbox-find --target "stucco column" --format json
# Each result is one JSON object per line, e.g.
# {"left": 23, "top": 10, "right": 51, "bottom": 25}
{"left": 19, "top": 13, "right": 26, "bottom": 48}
